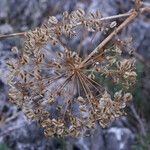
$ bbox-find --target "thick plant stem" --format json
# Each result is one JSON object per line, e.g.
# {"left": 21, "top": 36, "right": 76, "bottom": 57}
{"left": 79, "top": 10, "right": 138, "bottom": 68}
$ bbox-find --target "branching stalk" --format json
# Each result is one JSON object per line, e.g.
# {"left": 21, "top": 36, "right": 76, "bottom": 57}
{"left": 79, "top": 10, "right": 138, "bottom": 68}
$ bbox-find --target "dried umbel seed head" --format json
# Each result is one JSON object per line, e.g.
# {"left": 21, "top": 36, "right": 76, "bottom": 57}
{"left": 6, "top": 9, "right": 136, "bottom": 137}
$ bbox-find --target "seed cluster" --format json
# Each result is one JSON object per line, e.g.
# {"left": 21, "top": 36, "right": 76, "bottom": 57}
{"left": 6, "top": 9, "right": 136, "bottom": 137}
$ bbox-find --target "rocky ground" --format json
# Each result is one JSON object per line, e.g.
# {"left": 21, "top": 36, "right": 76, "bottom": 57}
{"left": 0, "top": 0, "right": 150, "bottom": 150}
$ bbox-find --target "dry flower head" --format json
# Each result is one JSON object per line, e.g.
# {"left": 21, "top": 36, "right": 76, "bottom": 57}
{"left": 6, "top": 9, "right": 137, "bottom": 137}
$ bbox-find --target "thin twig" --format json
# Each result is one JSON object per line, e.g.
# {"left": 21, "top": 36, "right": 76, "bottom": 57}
{"left": 98, "top": 12, "right": 132, "bottom": 21}
{"left": 0, "top": 32, "right": 25, "bottom": 39}
{"left": 141, "top": 7, "right": 150, "bottom": 13}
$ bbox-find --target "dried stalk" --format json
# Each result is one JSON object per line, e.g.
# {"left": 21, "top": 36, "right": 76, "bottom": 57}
{"left": 0, "top": 32, "right": 25, "bottom": 39}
